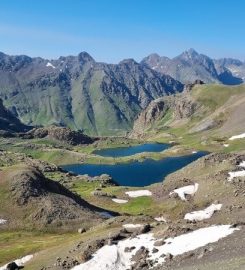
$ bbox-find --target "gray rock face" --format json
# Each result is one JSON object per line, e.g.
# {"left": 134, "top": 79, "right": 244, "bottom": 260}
{"left": 132, "top": 98, "right": 168, "bottom": 136}
{"left": 131, "top": 90, "right": 199, "bottom": 138}
{"left": 0, "top": 52, "right": 183, "bottom": 136}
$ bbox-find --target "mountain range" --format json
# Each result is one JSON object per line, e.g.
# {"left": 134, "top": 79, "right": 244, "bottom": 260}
{"left": 0, "top": 49, "right": 244, "bottom": 136}
{"left": 142, "top": 48, "right": 245, "bottom": 85}
{"left": 0, "top": 52, "right": 183, "bottom": 136}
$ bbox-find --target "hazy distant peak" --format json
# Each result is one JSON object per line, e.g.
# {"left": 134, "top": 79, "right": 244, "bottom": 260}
{"left": 187, "top": 48, "right": 199, "bottom": 55}
{"left": 141, "top": 49, "right": 245, "bottom": 85}
{"left": 178, "top": 48, "right": 201, "bottom": 60}
{"left": 215, "top": 58, "right": 244, "bottom": 66}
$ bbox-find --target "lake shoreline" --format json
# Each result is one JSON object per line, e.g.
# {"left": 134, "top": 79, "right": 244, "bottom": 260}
{"left": 62, "top": 150, "right": 208, "bottom": 187}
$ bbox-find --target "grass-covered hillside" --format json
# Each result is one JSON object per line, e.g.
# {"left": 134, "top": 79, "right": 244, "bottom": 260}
{"left": 132, "top": 84, "right": 245, "bottom": 153}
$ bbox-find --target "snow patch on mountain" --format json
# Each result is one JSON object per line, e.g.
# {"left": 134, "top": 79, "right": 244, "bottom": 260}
{"left": 184, "top": 204, "right": 222, "bottom": 221}
{"left": 46, "top": 62, "right": 56, "bottom": 69}
{"left": 71, "top": 225, "right": 238, "bottom": 270}
{"left": 169, "top": 183, "right": 199, "bottom": 201}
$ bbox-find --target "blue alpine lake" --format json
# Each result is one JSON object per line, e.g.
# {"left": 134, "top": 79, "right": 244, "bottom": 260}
{"left": 62, "top": 151, "right": 207, "bottom": 187}
{"left": 92, "top": 143, "right": 170, "bottom": 157}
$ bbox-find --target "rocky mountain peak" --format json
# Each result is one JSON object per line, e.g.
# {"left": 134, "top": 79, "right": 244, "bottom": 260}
{"left": 179, "top": 48, "right": 206, "bottom": 62}
{"left": 141, "top": 49, "right": 243, "bottom": 84}
{"left": 118, "top": 58, "right": 138, "bottom": 66}
{"left": 145, "top": 53, "right": 161, "bottom": 61}
{"left": 187, "top": 48, "right": 198, "bottom": 55}
{"left": 78, "top": 51, "right": 95, "bottom": 63}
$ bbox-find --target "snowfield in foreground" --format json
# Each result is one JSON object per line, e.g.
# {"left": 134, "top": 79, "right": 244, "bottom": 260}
{"left": 71, "top": 225, "right": 238, "bottom": 270}
{"left": 0, "top": 219, "right": 7, "bottom": 225}
{"left": 229, "top": 132, "right": 245, "bottom": 140}
{"left": 122, "top": 224, "right": 143, "bottom": 229}
{"left": 0, "top": 255, "right": 33, "bottom": 270}
{"left": 238, "top": 161, "right": 245, "bottom": 168}
{"left": 184, "top": 203, "right": 222, "bottom": 221}
{"left": 228, "top": 161, "right": 245, "bottom": 181}
{"left": 125, "top": 190, "right": 152, "bottom": 197}
{"left": 169, "top": 183, "right": 199, "bottom": 201}
{"left": 228, "top": 170, "right": 245, "bottom": 181}
{"left": 155, "top": 216, "right": 167, "bottom": 222}
{"left": 112, "top": 198, "right": 128, "bottom": 204}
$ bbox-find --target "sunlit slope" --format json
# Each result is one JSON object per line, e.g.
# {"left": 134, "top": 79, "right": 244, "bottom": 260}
{"left": 132, "top": 84, "right": 245, "bottom": 150}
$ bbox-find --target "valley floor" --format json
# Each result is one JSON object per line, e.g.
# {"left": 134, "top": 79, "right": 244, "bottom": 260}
{"left": 0, "top": 132, "right": 244, "bottom": 270}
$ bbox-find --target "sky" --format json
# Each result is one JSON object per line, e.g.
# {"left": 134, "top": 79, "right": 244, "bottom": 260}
{"left": 0, "top": 0, "right": 244, "bottom": 63}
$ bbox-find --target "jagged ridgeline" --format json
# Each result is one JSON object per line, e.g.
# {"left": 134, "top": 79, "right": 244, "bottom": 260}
{"left": 141, "top": 48, "right": 245, "bottom": 85}
{"left": 0, "top": 52, "right": 183, "bottom": 136}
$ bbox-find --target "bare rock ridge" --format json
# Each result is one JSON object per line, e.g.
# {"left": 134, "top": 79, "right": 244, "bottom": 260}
{"left": 132, "top": 82, "right": 245, "bottom": 140}
{"left": 131, "top": 82, "right": 200, "bottom": 138}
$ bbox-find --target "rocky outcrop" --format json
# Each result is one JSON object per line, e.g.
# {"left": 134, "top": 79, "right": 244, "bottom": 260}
{"left": 184, "top": 79, "right": 205, "bottom": 91}
{"left": 22, "top": 126, "right": 95, "bottom": 145}
{"left": 77, "top": 173, "right": 116, "bottom": 185}
{"left": 131, "top": 91, "right": 199, "bottom": 137}
{"left": 172, "top": 95, "right": 198, "bottom": 119}
{"left": 131, "top": 98, "right": 168, "bottom": 137}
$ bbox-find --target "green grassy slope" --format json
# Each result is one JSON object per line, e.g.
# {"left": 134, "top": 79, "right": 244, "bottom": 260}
{"left": 138, "top": 84, "right": 245, "bottom": 153}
